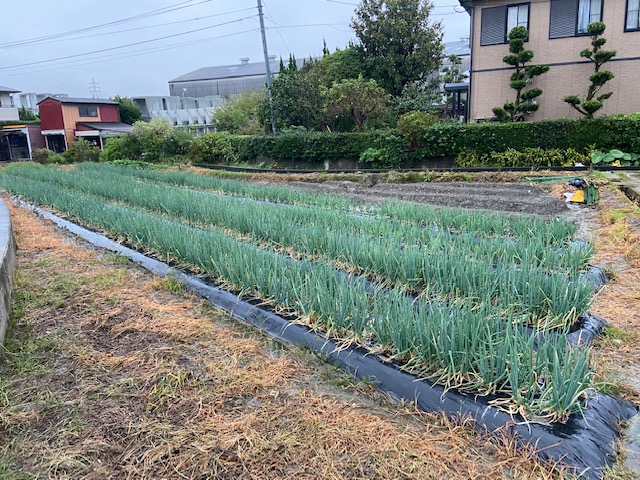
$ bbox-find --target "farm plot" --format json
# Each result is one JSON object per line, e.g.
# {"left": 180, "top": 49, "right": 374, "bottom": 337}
{"left": 0, "top": 163, "right": 598, "bottom": 422}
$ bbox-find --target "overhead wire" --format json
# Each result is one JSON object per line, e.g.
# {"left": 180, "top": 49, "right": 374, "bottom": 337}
{"left": 0, "top": 29, "right": 261, "bottom": 78}
{"left": 262, "top": 0, "right": 291, "bottom": 53}
{"left": 0, "top": 0, "right": 212, "bottom": 49}
{"left": 0, "top": 7, "right": 256, "bottom": 49}
{"left": 0, "top": 16, "right": 258, "bottom": 71}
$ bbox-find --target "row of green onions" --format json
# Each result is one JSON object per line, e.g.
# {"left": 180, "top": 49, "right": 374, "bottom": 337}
{"left": 0, "top": 171, "right": 593, "bottom": 422}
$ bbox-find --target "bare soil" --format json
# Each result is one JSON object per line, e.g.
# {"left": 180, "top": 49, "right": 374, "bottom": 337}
{"left": 282, "top": 180, "right": 568, "bottom": 216}
{"left": 0, "top": 202, "right": 561, "bottom": 479}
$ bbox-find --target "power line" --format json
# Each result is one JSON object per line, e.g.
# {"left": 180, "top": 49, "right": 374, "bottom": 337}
{"left": 0, "top": 0, "right": 212, "bottom": 49}
{"left": 0, "top": 16, "right": 257, "bottom": 71}
{"left": 0, "top": 7, "right": 256, "bottom": 49}
{"left": 0, "top": 29, "right": 261, "bottom": 78}
{"left": 262, "top": 0, "right": 290, "bottom": 53}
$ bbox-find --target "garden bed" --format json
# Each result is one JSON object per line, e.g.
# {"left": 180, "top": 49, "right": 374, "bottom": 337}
{"left": 13, "top": 199, "right": 636, "bottom": 480}
{"left": 1, "top": 163, "right": 637, "bottom": 478}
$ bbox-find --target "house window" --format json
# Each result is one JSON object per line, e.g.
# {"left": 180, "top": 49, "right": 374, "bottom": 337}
{"left": 550, "top": 0, "right": 603, "bottom": 38}
{"left": 78, "top": 106, "right": 98, "bottom": 117}
{"left": 507, "top": 4, "right": 529, "bottom": 33}
{"left": 578, "top": 0, "right": 603, "bottom": 33}
{"left": 480, "top": 3, "right": 529, "bottom": 46}
{"left": 628, "top": 0, "right": 640, "bottom": 30}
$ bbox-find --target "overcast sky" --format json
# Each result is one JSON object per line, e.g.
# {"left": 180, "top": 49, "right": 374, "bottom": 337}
{"left": 0, "top": 0, "right": 470, "bottom": 100}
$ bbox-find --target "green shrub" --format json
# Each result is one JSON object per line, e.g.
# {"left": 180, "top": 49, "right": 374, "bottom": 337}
{"left": 189, "top": 133, "right": 237, "bottom": 164}
{"left": 63, "top": 138, "right": 100, "bottom": 163}
{"left": 98, "top": 120, "right": 194, "bottom": 163}
{"left": 456, "top": 148, "right": 587, "bottom": 168}
{"left": 359, "top": 147, "right": 402, "bottom": 169}
{"left": 32, "top": 148, "right": 64, "bottom": 164}
{"left": 397, "top": 111, "right": 438, "bottom": 150}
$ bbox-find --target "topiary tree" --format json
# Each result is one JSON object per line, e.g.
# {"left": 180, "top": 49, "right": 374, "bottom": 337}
{"left": 563, "top": 22, "right": 616, "bottom": 119}
{"left": 492, "top": 26, "right": 550, "bottom": 122}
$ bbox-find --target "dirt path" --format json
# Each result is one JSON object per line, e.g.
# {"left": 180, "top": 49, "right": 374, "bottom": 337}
{"left": 0, "top": 202, "right": 561, "bottom": 479}
{"left": 283, "top": 180, "right": 568, "bottom": 216}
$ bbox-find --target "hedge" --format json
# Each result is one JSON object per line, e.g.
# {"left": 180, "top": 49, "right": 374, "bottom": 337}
{"left": 189, "top": 118, "right": 640, "bottom": 165}
{"left": 226, "top": 130, "right": 407, "bottom": 164}
{"left": 416, "top": 118, "right": 640, "bottom": 157}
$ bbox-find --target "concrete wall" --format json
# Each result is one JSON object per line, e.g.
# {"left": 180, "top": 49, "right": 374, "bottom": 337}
{"left": 470, "top": 0, "right": 640, "bottom": 120}
{"left": 0, "top": 199, "right": 16, "bottom": 349}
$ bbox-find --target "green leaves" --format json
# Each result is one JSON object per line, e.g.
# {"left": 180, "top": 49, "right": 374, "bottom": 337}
{"left": 351, "top": 0, "right": 444, "bottom": 96}
{"left": 590, "top": 149, "right": 640, "bottom": 166}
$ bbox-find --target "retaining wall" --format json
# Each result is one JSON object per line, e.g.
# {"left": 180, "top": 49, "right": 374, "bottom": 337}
{"left": 0, "top": 199, "right": 15, "bottom": 347}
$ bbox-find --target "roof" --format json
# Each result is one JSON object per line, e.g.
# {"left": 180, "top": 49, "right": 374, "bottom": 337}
{"left": 444, "top": 40, "right": 471, "bottom": 57}
{"left": 0, "top": 85, "right": 20, "bottom": 94}
{"left": 77, "top": 122, "right": 133, "bottom": 132}
{"left": 170, "top": 57, "right": 307, "bottom": 83}
{"left": 38, "top": 96, "right": 118, "bottom": 105}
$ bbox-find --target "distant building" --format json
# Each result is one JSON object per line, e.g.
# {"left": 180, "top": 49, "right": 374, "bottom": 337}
{"left": 442, "top": 39, "right": 471, "bottom": 74}
{"left": 18, "top": 93, "right": 69, "bottom": 116}
{"left": 168, "top": 56, "right": 306, "bottom": 98}
{"left": 38, "top": 97, "right": 133, "bottom": 152}
{"left": 132, "top": 95, "right": 224, "bottom": 131}
{"left": 0, "top": 85, "right": 20, "bottom": 122}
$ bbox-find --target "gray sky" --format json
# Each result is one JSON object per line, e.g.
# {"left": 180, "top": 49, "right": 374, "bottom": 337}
{"left": 0, "top": 0, "right": 470, "bottom": 100}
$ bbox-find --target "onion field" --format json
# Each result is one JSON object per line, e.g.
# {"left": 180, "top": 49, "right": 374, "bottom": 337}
{"left": 0, "top": 163, "right": 598, "bottom": 422}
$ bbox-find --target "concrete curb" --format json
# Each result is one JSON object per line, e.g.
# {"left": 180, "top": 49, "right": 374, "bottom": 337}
{"left": 0, "top": 199, "right": 16, "bottom": 347}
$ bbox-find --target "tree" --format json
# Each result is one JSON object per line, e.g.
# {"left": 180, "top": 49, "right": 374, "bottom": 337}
{"left": 492, "top": 27, "right": 549, "bottom": 122}
{"left": 310, "top": 46, "right": 366, "bottom": 88}
{"left": 214, "top": 91, "right": 265, "bottom": 134}
{"left": 351, "top": 0, "right": 444, "bottom": 96}
{"left": 258, "top": 55, "right": 324, "bottom": 131}
{"left": 113, "top": 96, "right": 142, "bottom": 125}
{"left": 324, "top": 75, "right": 390, "bottom": 131}
{"left": 563, "top": 22, "right": 616, "bottom": 119}
{"left": 18, "top": 107, "right": 38, "bottom": 122}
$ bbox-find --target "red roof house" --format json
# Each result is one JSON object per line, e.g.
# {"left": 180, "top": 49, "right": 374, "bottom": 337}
{"left": 38, "top": 97, "right": 132, "bottom": 152}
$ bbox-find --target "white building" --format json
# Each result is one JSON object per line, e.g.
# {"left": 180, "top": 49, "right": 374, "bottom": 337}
{"left": 132, "top": 95, "right": 224, "bottom": 132}
{"left": 0, "top": 86, "right": 20, "bottom": 122}
{"left": 18, "top": 93, "right": 69, "bottom": 116}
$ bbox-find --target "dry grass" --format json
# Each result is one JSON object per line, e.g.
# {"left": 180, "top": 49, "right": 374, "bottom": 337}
{"left": 0, "top": 201, "right": 566, "bottom": 479}
{"left": 587, "top": 189, "right": 640, "bottom": 413}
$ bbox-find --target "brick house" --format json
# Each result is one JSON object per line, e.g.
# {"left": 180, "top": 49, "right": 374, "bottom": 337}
{"left": 38, "top": 97, "right": 132, "bottom": 152}
{"left": 460, "top": 0, "right": 640, "bottom": 121}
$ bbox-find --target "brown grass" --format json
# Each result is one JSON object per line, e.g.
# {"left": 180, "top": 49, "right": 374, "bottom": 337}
{"left": 0, "top": 202, "right": 565, "bottom": 479}
{"left": 585, "top": 189, "right": 640, "bottom": 409}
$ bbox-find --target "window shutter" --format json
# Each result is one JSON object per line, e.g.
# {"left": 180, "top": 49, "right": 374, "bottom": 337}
{"left": 550, "top": 0, "right": 578, "bottom": 38}
{"left": 480, "top": 6, "right": 507, "bottom": 45}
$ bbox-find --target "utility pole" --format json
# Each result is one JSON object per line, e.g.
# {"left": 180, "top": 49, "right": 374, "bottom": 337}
{"left": 257, "top": 0, "right": 277, "bottom": 134}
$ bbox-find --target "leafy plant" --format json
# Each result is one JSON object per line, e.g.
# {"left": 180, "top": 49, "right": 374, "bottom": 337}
{"left": 189, "top": 133, "right": 237, "bottom": 164}
{"left": 359, "top": 147, "right": 401, "bottom": 169}
{"left": 63, "top": 138, "right": 100, "bottom": 163}
{"left": 457, "top": 148, "right": 586, "bottom": 168}
{"left": 492, "top": 27, "right": 550, "bottom": 122}
{"left": 324, "top": 75, "right": 390, "bottom": 132}
{"left": 397, "top": 111, "right": 438, "bottom": 150}
{"left": 31, "top": 148, "right": 63, "bottom": 165}
{"left": 563, "top": 23, "right": 616, "bottom": 119}
{"left": 591, "top": 149, "right": 640, "bottom": 166}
